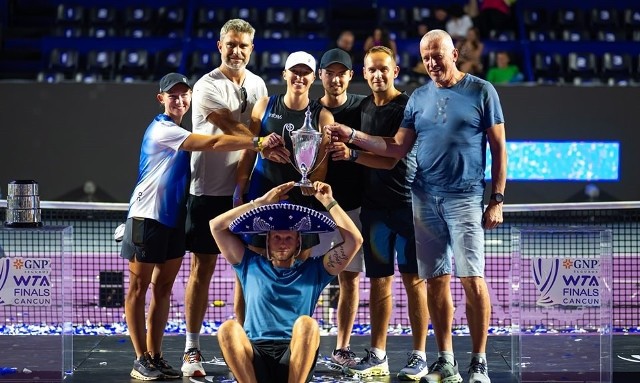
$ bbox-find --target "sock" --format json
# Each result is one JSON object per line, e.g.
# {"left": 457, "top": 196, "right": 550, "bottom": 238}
{"left": 371, "top": 347, "right": 386, "bottom": 360}
{"left": 412, "top": 350, "right": 427, "bottom": 360}
{"left": 185, "top": 332, "right": 200, "bottom": 352}
{"left": 438, "top": 351, "right": 455, "bottom": 365}
{"left": 472, "top": 352, "right": 487, "bottom": 363}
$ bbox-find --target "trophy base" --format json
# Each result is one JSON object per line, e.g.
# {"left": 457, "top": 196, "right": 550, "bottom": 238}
{"left": 294, "top": 180, "right": 313, "bottom": 188}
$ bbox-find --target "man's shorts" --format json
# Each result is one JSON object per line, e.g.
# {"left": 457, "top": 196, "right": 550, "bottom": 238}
{"left": 411, "top": 189, "right": 485, "bottom": 279}
{"left": 250, "top": 339, "right": 318, "bottom": 383}
{"left": 186, "top": 194, "right": 233, "bottom": 255}
{"left": 119, "top": 217, "right": 185, "bottom": 263}
{"left": 312, "top": 208, "right": 365, "bottom": 273}
{"left": 360, "top": 206, "right": 417, "bottom": 278}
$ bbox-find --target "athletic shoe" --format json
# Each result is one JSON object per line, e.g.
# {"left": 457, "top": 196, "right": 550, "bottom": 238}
{"left": 344, "top": 349, "right": 389, "bottom": 377}
{"left": 419, "top": 357, "right": 463, "bottom": 383}
{"left": 397, "top": 352, "right": 429, "bottom": 381}
{"left": 330, "top": 347, "right": 358, "bottom": 368}
{"left": 181, "top": 348, "right": 206, "bottom": 377}
{"left": 130, "top": 353, "right": 164, "bottom": 381}
{"left": 151, "top": 353, "right": 181, "bottom": 379}
{"left": 468, "top": 356, "right": 491, "bottom": 383}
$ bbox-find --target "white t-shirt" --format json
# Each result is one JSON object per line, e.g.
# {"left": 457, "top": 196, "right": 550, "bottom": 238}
{"left": 189, "top": 68, "right": 268, "bottom": 196}
{"left": 127, "top": 114, "right": 191, "bottom": 227}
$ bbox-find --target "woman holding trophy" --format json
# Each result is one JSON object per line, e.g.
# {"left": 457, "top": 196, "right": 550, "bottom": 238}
{"left": 235, "top": 51, "right": 334, "bottom": 255}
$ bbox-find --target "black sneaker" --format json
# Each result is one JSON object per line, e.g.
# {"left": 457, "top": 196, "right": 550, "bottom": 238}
{"left": 152, "top": 353, "right": 181, "bottom": 379}
{"left": 130, "top": 353, "right": 164, "bottom": 381}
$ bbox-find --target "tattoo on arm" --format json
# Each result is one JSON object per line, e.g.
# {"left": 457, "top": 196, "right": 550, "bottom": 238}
{"left": 326, "top": 245, "right": 349, "bottom": 269}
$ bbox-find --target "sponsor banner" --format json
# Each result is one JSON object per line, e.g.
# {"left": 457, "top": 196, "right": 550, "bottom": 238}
{"left": 532, "top": 257, "right": 600, "bottom": 307}
{"left": 0, "top": 257, "right": 52, "bottom": 306}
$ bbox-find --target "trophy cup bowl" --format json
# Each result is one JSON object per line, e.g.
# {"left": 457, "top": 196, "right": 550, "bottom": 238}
{"left": 286, "top": 106, "right": 323, "bottom": 187}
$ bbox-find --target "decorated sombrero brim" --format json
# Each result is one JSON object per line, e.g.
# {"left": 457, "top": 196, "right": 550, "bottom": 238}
{"left": 229, "top": 202, "right": 336, "bottom": 234}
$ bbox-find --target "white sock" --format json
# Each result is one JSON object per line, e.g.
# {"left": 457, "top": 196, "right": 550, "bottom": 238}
{"left": 185, "top": 332, "right": 200, "bottom": 352}
{"left": 371, "top": 347, "right": 386, "bottom": 360}
{"left": 412, "top": 350, "right": 426, "bottom": 360}
{"left": 438, "top": 351, "right": 455, "bottom": 365}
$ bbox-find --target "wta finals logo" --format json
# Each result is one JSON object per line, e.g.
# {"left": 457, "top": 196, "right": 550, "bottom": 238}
{"left": 0, "top": 258, "right": 10, "bottom": 304}
{"left": 532, "top": 257, "right": 601, "bottom": 307}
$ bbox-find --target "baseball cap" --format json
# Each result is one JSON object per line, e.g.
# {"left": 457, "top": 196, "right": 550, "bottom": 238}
{"left": 284, "top": 51, "right": 316, "bottom": 72}
{"left": 319, "top": 48, "right": 352, "bottom": 70}
{"left": 159, "top": 72, "right": 191, "bottom": 92}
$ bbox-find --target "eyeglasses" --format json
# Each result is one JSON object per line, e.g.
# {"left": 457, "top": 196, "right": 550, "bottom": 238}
{"left": 240, "top": 86, "right": 247, "bottom": 113}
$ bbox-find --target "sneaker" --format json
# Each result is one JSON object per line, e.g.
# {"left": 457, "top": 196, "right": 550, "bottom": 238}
{"left": 398, "top": 352, "right": 429, "bottom": 381}
{"left": 130, "top": 353, "right": 164, "bottom": 381}
{"left": 181, "top": 348, "right": 206, "bottom": 377}
{"left": 152, "top": 353, "right": 181, "bottom": 379}
{"left": 344, "top": 349, "right": 390, "bottom": 377}
{"left": 468, "top": 356, "right": 490, "bottom": 383}
{"left": 419, "top": 357, "right": 463, "bottom": 383}
{"left": 330, "top": 348, "right": 358, "bottom": 369}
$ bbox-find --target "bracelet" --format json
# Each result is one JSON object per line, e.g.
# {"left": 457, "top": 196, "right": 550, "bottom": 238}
{"left": 324, "top": 200, "right": 338, "bottom": 212}
{"left": 347, "top": 128, "right": 356, "bottom": 144}
{"left": 250, "top": 200, "right": 258, "bottom": 209}
{"left": 253, "top": 137, "right": 264, "bottom": 151}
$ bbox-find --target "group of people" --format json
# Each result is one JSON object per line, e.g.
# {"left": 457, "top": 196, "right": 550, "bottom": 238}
{"left": 118, "top": 17, "right": 507, "bottom": 383}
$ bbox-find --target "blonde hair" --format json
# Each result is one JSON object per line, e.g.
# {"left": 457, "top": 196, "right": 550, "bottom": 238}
{"left": 364, "top": 45, "right": 396, "bottom": 64}
{"left": 220, "top": 18, "right": 256, "bottom": 41}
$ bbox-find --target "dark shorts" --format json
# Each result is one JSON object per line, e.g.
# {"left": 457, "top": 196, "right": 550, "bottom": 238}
{"left": 119, "top": 217, "right": 185, "bottom": 263}
{"left": 251, "top": 339, "right": 317, "bottom": 383}
{"left": 186, "top": 194, "right": 233, "bottom": 254}
{"left": 360, "top": 207, "right": 418, "bottom": 278}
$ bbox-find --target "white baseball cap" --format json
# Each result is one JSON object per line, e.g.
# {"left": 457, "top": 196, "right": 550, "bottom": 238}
{"left": 284, "top": 51, "right": 316, "bottom": 72}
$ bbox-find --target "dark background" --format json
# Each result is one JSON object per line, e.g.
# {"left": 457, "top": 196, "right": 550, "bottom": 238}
{"left": 0, "top": 82, "right": 637, "bottom": 204}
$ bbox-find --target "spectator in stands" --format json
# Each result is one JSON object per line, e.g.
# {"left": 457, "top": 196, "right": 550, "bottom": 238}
{"left": 316, "top": 48, "right": 366, "bottom": 369}
{"left": 486, "top": 51, "right": 523, "bottom": 84}
{"left": 327, "top": 29, "right": 507, "bottom": 383}
{"left": 456, "top": 27, "right": 484, "bottom": 76}
{"left": 363, "top": 27, "right": 398, "bottom": 60}
{"left": 333, "top": 46, "right": 430, "bottom": 381}
{"left": 428, "top": 6, "right": 449, "bottom": 31}
{"left": 335, "top": 30, "right": 360, "bottom": 64}
{"left": 181, "top": 18, "right": 287, "bottom": 378}
{"left": 212, "top": 181, "right": 363, "bottom": 383}
{"left": 120, "top": 73, "right": 281, "bottom": 381}
{"left": 446, "top": 4, "right": 474, "bottom": 42}
{"left": 473, "top": 0, "right": 515, "bottom": 38}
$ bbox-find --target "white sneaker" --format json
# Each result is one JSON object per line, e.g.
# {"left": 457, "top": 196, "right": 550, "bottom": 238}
{"left": 181, "top": 348, "right": 205, "bottom": 377}
{"left": 468, "top": 356, "right": 490, "bottom": 383}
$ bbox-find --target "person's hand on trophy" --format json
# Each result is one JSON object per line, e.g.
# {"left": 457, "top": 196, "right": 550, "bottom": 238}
{"left": 328, "top": 138, "right": 352, "bottom": 162}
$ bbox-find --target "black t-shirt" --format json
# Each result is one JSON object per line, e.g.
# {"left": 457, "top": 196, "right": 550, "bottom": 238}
{"left": 360, "top": 92, "right": 416, "bottom": 209}
{"left": 323, "top": 93, "right": 366, "bottom": 211}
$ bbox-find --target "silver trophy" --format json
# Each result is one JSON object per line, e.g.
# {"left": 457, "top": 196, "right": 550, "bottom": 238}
{"left": 285, "top": 107, "right": 323, "bottom": 187}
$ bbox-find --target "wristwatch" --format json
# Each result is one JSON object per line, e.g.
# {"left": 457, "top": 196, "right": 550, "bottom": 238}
{"left": 490, "top": 193, "right": 504, "bottom": 203}
{"left": 348, "top": 149, "right": 359, "bottom": 162}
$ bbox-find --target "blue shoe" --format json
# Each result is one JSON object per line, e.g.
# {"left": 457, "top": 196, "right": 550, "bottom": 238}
{"left": 344, "top": 349, "right": 389, "bottom": 377}
{"left": 398, "top": 352, "right": 429, "bottom": 380}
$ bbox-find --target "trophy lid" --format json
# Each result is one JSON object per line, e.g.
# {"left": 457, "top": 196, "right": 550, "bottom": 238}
{"left": 294, "top": 106, "right": 319, "bottom": 135}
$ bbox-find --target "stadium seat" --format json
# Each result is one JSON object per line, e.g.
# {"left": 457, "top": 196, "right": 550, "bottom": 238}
{"left": 410, "top": 6, "right": 432, "bottom": 27}
{"left": 118, "top": 49, "right": 149, "bottom": 78}
{"left": 601, "top": 52, "right": 632, "bottom": 85}
{"left": 48, "top": 48, "right": 79, "bottom": 78}
{"left": 86, "top": 50, "right": 117, "bottom": 80}
{"left": 378, "top": 7, "right": 407, "bottom": 28}
{"left": 124, "top": 6, "right": 154, "bottom": 25}
{"left": 533, "top": 52, "right": 564, "bottom": 83}
{"left": 596, "top": 30, "right": 625, "bottom": 42}
{"left": 88, "top": 6, "right": 117, "bottom": 25}
{"left": 195, "top": 28, "right": 217, "bottom": 39}
{"left": 189, "top": 51, "right": 221, "bottom": 79}
{"left": 590, "top": 8, "right": 619, "bottom": 29}
{"left": 157, "top": 7, "right": 185, "bottom": 37}
{"left": 523, "top": 8, "right": 548, "bottom": 30}
{"left": 623, "top": 9, "right": 640, "bottom": 38}
{"left": 123, "top": 27, "right": 152, "bottom": 38}
{"left": 87, "top": 26, "right": 116, "bottom": 39}
{"left": 56, "top": 4, "right": 84, "bottom": 26}
{"left": 37, "top": 71, "right": 66, "bottom": 83}
{"left": 556, "top": 9, "right": 585, "bottom": 32}
{"left": 298, "top": 7, "right": 327, "bottom": 32}
{"left": 229, "top": 7, "right": 261, "bottom": 28}
{"left": 561, "top": 29, "right": 590, "bottom": 42}
{"left": 489, "top": 29, "right": 517, "bottom": 41}
{"left": 53, "top": 26, "right": 83, "bottom": 38}
{"left": 528, "top": 29, "right": 556, "bottom": 42}
{"left": 196, "top": 6, "right": 226, "bottom": 27}
{"left": 260, "top": 51, "right": 288, "bottom": 72}
{"left": 265, "top": 7, "right": 293, "bottom": 29}
{"left": 262, "top": 29, "right": 292, "bottom": 39}
{"left": 566, "top": 52, "right": 599, "bottom": 84}
{"left": 155, "top": 50, "right": 183, "bottom": 77}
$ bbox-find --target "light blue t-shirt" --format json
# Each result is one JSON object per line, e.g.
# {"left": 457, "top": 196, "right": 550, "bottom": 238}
{"left": 401, "top": 74, "right": 504, "bottom": 196}
{"left": 233, "top": 249, "right": 335, "bottom": 341}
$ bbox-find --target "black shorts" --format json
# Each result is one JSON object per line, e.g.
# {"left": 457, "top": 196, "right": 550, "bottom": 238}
{"left": 119, "top": 217, "right": 185, "bottom": 263}
{"left": 186, "top": 194, "right": 233, "bottom": 254}
{"left": 251, "top": 339, "right": 317, "bottom": 383}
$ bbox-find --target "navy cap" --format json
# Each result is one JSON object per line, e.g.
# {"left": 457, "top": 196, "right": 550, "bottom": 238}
{"left": 319, "top": 48, "right": 352, "bottom": 70}
{"left": 159, "top": 73, "right": 191, "bottom": 92}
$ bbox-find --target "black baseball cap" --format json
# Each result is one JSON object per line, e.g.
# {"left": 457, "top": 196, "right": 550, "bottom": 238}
{"left": 319, "top": 48, "right": 352, "bottom": 70}
{"left": 159, "top": 73, "right": 191, "bottom": 92}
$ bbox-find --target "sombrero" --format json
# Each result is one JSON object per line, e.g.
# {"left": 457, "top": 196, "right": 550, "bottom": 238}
{"left": 229, "top": 202, "right": 336, "bottom": 234}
